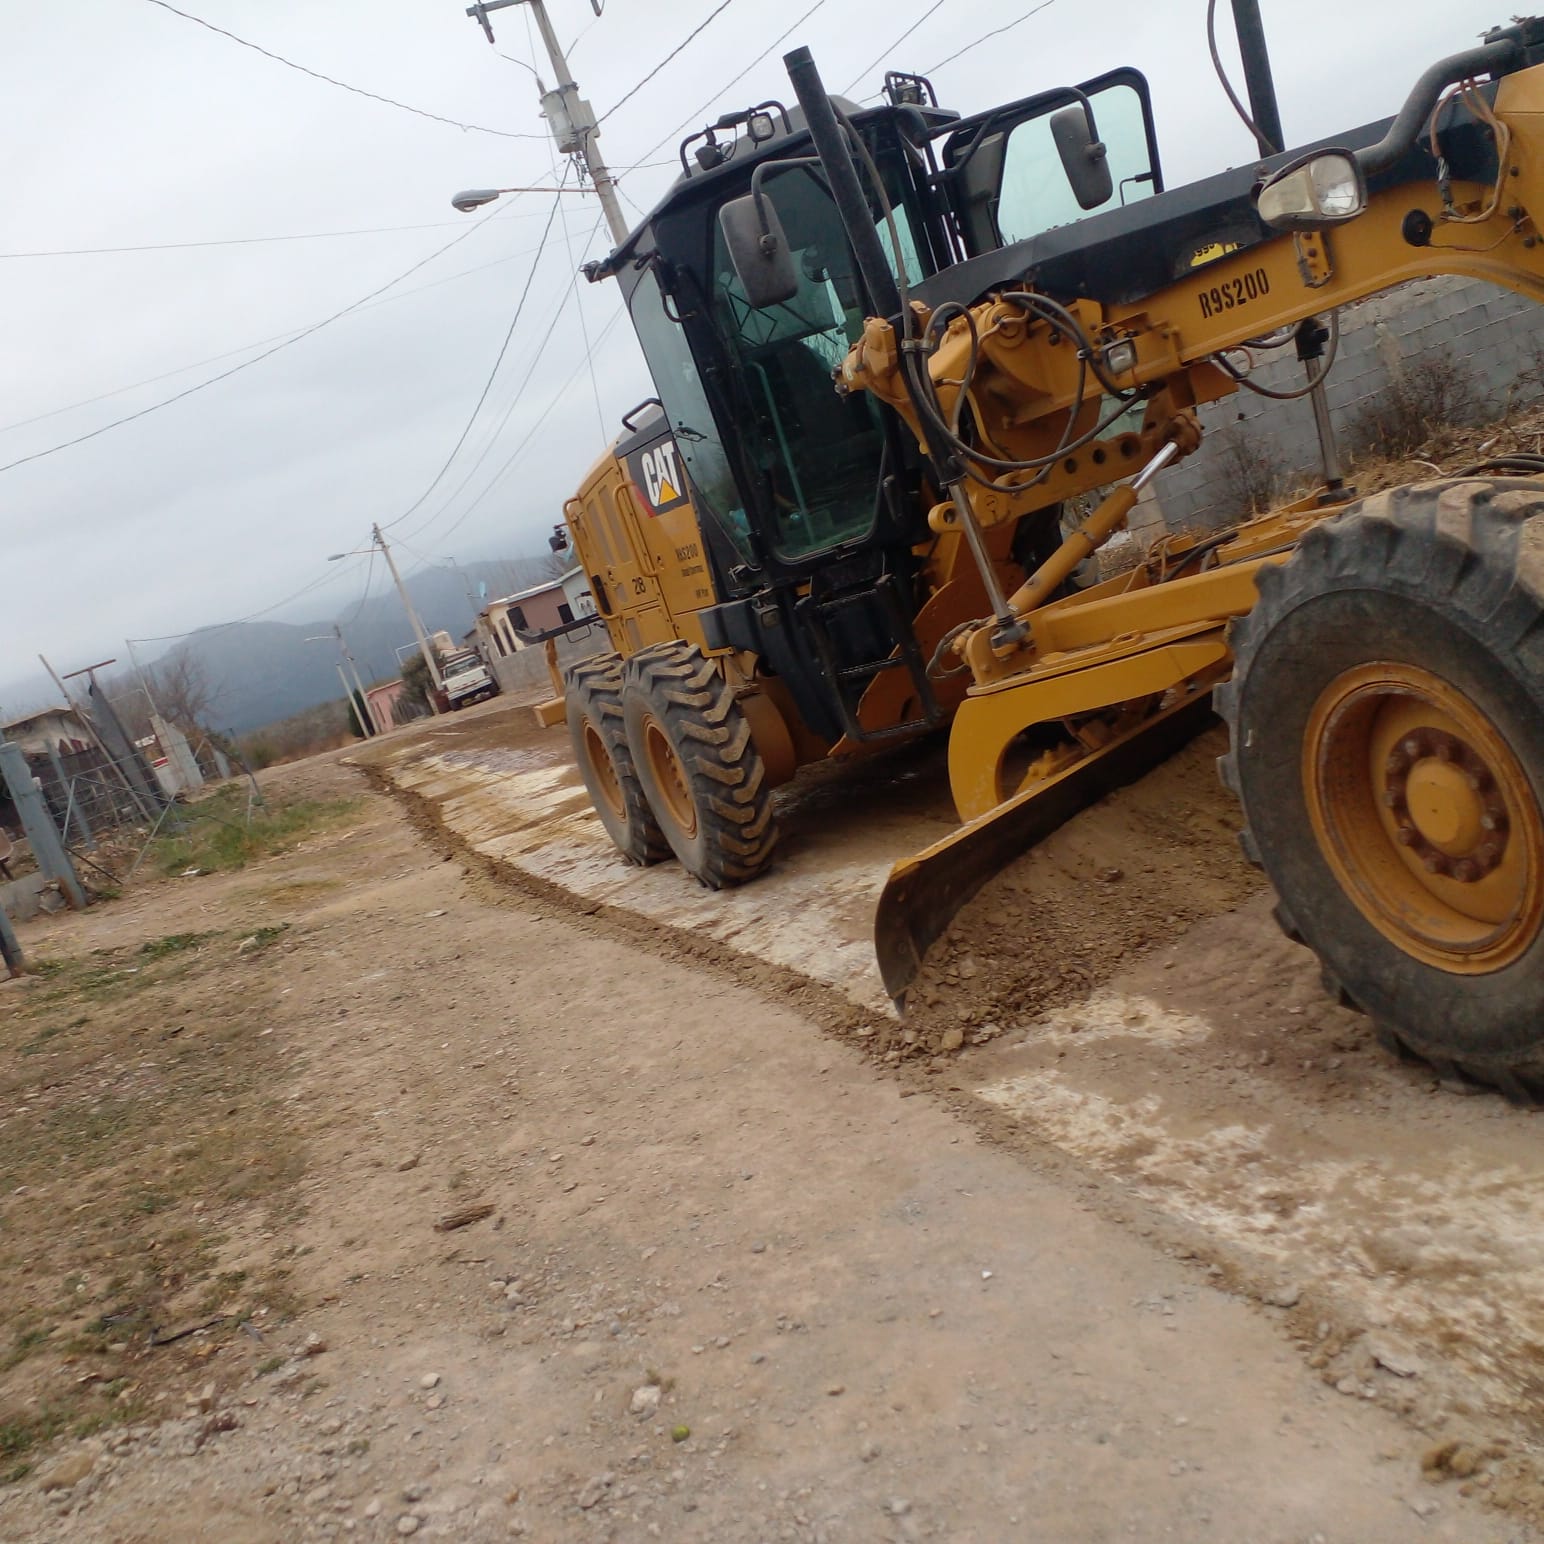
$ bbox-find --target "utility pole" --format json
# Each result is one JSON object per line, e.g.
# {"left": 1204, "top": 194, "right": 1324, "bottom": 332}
{"left": 372, "top": 523, "right": 445, "bottom": 709}
{"left": 334, "top": 625, "right": 387, "bottom": 735}
{"left": 335, "top": 663, "right": 363, "bottom": 734}
{"left": 465, "top": 0, "right": 630, "bottom": 245}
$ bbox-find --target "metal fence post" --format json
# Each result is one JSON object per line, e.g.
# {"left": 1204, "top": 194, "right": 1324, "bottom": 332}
{"left": 0, "top": 898, "right": 23, "bottom": 977}
{"left": 0, "top": 741, "right": 86, "bottom": 910}
{"left": 47, "top": 745, "right": 96, "bottom": 851}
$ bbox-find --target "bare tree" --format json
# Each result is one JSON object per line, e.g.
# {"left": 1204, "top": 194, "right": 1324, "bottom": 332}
{"left": 104, "top": 652, "right": 220, "bottom": 749}
{"left": 1346, "top": 345, "right": 1481, "bottom": 460}
{"left": 147, "top": 652, "right": 219, "bottom": 735}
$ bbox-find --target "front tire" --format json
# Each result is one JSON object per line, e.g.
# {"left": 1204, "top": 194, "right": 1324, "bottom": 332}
{"left": 565, "top": 654, "right": 668, "bottom": 867}
{"left": 622, "top": 643, "right": 778, "bottom": 889}
{"left": 1217, "top": 479, "right": 1544, "bottom": 1099}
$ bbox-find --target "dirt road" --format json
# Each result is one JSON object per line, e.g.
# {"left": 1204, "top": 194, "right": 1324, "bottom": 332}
{"left": 369, "top": 692, "right": 1544, "bottom": 1474}
{"left": 0, "top": 739, "right": 1534, "bottom": 1542}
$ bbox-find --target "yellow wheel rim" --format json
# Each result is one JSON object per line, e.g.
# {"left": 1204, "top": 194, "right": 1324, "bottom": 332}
{"left": 582, "top": 721, "right": 626, "bottom": 821}
{"left": 1303, "top": 662, "right": 1544, "bottom": 973}
{"left": 642, "top": 714, "right": 697, "bottom": 838}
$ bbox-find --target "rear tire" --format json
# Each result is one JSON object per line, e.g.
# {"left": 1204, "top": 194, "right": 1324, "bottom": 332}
{"left": 565, "top": 654, "right": 669, "bottom": 867}
{"left": 1217, "top": 479, "right": 1544, "bottom": 1100}
{"left": 622, "top": 642, "right": 778, "bottom": 889}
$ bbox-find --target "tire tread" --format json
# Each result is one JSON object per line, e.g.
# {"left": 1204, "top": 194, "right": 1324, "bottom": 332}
{"left": 1218, "top": 478, "right": 1544, "bottom": 1098}
{"left": 623, "top": 643, "right": 779, "bottom": 889}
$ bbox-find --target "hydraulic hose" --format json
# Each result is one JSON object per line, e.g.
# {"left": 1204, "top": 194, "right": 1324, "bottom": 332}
{"left": 1357, "top": 35, "right": 1520, "bottom": 175}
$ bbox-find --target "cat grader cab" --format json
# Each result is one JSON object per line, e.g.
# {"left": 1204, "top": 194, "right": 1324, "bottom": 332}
{"left": 553, "top": 4, "right": 1544, "bottom": 1097}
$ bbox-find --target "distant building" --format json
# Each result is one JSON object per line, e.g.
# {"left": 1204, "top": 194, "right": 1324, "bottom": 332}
{"left": 475, "top": 568, "right": 595, "bottom": 660}
{"left": 0, "top": 704, "right": 91, "bottom": 757}
{"left": 471, "top": 569, "right": 599, "bottom": 695}
{"left": 366, "top": 679, "right": 410, "bottom": 729}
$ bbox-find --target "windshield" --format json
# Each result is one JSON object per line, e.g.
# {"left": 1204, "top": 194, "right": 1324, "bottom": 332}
{"left": 446, "top": 658, "right": 483, "bottom": 677}
{"left": 629, "top": 124, "right": 934, "bottom": 570}
{"left": 628, "top": 268, "right": 756, "bottom": 565}
{"left": 705, "top": 162, "right": 920, "bottom": 562}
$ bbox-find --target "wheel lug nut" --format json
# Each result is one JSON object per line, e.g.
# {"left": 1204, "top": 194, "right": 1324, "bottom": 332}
{"left": 1452, "top": 859, "right": 1478, "bottom": 882}
{"left": 1402, "top": 737, "right": 1423, "bottom": 758}
{"left": 1423, "top": 854, "right": 1447, "bottom": 875}
{"left": 1395, "top": 827, "right": 1418, "bottom": 847}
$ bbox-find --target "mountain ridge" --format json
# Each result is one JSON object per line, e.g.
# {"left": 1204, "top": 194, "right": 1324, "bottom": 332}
{"left": 167, "top": 555, "right": 561, "bottom": 734}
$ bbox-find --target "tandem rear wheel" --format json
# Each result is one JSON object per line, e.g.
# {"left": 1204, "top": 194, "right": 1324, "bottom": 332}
{"left": 565, "top": 654, "right": 669, "bottom": 867}
{"left": 1218, "top": 478, "right": 1544, "bottom": 1101}
{"left": 621, "top": 642, "right": 779, "bottom": 889}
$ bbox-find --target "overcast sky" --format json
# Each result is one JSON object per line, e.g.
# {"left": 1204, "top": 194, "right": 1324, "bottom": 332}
{"left": 2, "top": 0, "right": 1504, "bottom": 699}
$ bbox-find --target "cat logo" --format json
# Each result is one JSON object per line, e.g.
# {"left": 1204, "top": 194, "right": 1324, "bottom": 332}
{"left": 628, "top": 436, "right": 690, "bottom": 517}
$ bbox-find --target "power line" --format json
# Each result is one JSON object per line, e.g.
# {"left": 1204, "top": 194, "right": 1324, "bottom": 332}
{"left": 628, "top": 0, "right": 832, "bottom": 168}
{"left": 0, "top": 220, "right": 476, "bottom": 260}
{"left": 562, "top": 14, "right": 601, "bottom": 62}
{"left": 841, "top": 0, "right": 949, "bottom": 96}
{"left": 561, "top": 202, "right": 609, "bottom": 444}
{"left": 395, "top": 162, "right": 609, "bottom": 548}
{"left": 396, "top": 282, "right": 581, "bottom": 546}
{"left": 0, "top": 203, "right": 513, "bottom": 477}
{"left": 417, "top": 300, "right": 624, "bottom": 551}
{"left": 400, "top": 209, "right": 608, "bottom": 546}
{"left": 0, "top": 222, "right": 558, "bottom": 439}
{"left": 340, "top": 549, "right": 378, "bottom": 629}
{"left": 381, "top": 181, "right": 570, "bottom": 531}
{"left": 139, "top": 0, "right": 546, "bottom": 139}
{"left": 120, "top": 296, "right": 614, "bottom": 650}
{"left": 925, "top": 0, "right": 1059, "bottom": 75}
{"left": 599, "top": 0, "right": 739, "bottom": 124}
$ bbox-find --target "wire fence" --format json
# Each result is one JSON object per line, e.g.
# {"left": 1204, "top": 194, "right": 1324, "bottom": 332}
{"left": 3, "top": 734, "right": 265, "bottom": 900}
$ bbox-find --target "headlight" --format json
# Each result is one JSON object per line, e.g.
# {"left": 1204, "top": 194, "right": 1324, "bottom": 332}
{"left": 1256, "top": 150, "right": 1367, "bottom": 232}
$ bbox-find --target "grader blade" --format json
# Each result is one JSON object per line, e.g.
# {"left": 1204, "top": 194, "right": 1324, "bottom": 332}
{"left": 875, "top": 690, "right": 1218, "bottom": 1007}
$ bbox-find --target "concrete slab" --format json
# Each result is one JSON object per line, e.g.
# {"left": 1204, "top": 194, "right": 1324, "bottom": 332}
{"left": 361, "top": 713, "right": 960, "bottom": 1015}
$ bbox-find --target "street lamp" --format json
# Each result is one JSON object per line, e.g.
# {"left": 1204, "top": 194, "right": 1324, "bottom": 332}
{"left": 450, "top": 184, "right": 589, "bottom": 212}
{"left": 306, "top": 628, "right": 384, "bottom": 736}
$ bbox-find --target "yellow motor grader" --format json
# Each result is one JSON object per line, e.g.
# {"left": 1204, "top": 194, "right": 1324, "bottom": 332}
{"left": 555, "top": 5, "right": 1544, "bottom": 1097}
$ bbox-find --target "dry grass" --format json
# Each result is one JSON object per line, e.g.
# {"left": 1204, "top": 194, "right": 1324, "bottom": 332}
{"left": 0, "top": 926, "right": 309, "bottom": 1481}
{"left": 1343, "top": 399, "right": 1544, "bottom": 496}
{"left": 147, "top": 786, "right": 360, "bottom": 879}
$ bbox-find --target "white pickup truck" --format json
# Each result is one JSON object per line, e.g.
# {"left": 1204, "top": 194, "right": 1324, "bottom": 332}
{"left": 441, "top": 650, "right": 497, "bottom": 711}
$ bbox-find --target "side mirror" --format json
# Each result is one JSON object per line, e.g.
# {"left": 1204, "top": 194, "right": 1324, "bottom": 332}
{"left": 1256, "top": 149, "right": 1367, "bottom": 232}
{"left": 548, "top": 525, "right": 569, "bottom": 553}
{"left": 1049, "top": 103, "right": 1112, "bottom": 210}
{"left": 718, "top": 193, "right": 798, "bottom": 309}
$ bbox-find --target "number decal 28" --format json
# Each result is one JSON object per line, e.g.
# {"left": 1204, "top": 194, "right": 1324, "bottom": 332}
{"left": 1199, "top": 268, "right": 1271, "bottom": 320}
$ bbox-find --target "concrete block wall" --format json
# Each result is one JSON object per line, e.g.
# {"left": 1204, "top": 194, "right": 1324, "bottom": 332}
{"left": 1152, "top": 275, "right": 1544, "bottom": 532}
{"left": 486, "top": 623, "right": 610, "bottom": 696}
